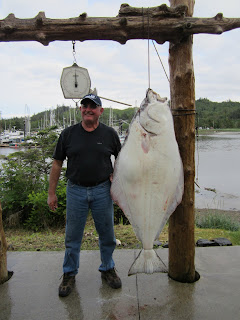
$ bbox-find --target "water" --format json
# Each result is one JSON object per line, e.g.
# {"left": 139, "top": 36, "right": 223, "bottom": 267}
{"left": 1, "top": 133, "right": 240, "bottom": 211}
{"left": 0, "top": 146, "right": 21, "bottom": 156}
{"left": 0, "top": 146, "right": 24, "bottom": 169}
{"left": 195, "top": 132, "right": 240, "bottom": 211}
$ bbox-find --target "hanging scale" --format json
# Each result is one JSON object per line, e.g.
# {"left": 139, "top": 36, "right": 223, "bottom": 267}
{"left": 60, "top": 41, "right": 92, "bottom": 102}
{"left": 60, "top": 41, "right": 131, "bottom": 107}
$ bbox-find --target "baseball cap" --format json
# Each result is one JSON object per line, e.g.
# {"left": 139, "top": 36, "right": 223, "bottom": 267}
{"left": 81, "top": 94, "right": 102, "bottom": 106}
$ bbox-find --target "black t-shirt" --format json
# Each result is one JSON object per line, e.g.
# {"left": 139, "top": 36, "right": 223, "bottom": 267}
{"left": 53, "top": 122, "right": 121, "bottom": 186}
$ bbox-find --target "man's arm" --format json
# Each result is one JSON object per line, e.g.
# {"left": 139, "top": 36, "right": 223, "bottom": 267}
{"left": 47, "top": 159, "right": 63, "bottom": 211}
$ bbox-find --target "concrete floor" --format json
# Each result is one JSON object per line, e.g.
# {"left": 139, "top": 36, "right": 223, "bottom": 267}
{"left": 0, "top": 247, "right": 240, "bottom": 320}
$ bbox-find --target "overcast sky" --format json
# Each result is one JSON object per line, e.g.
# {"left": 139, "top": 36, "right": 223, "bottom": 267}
{"left": 0, "top": 0, "right": 240, "bottom": 118}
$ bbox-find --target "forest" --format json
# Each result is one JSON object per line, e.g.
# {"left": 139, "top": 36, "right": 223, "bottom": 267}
{"left": 195, "top": 98, "right": 240, "bottom": 129}
{"left": 1, "top": 98, "right": 240, "bottom": 132}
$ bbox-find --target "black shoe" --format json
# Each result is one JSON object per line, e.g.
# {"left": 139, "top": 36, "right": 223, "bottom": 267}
{"left": 58, "top": 273, "right": 75, "bottom": 297}
{"left": 101, "top": 268, "right": 122, "bottom": 289}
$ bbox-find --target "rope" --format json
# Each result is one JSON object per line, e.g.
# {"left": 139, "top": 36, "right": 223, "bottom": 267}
{"left": 142, "top": 7, "right": 144, "bottom": 40}
{"left": 147, "top": 7, "right": 151, "bottom": 89}
{"left": 171, "top": 108, "right": 196, "bottom": 116}
{"left": 171, "top": 109, "right": 196, "bottom": 111}
{"left": 172, "top": 113, "right": 196, "bottom": 116}
{"left": 152, "top": 40, "right": 170, "bottom": 83}
{"left": 143, "top": 9, "right": 170, "bottom": 87}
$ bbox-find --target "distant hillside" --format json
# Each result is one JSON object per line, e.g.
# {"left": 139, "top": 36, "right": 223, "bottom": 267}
{"left": 196, "top": 98, "right": 240, "bottom": 129}
{"left": 1, "top": 99, "right": 240, "bottom": 131}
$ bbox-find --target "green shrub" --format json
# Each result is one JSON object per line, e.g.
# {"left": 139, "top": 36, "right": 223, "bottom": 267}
{"left": 114, "top": 203, "right": 129, "bottom": 225}
{"left": 0, "top": 151, "right": 44, "bottom": 221}
{"left": 25, "top": 180, "right": 67, "bottom": 231}
{"left": 196, "top": 213, "right": 240, "bottom": 232}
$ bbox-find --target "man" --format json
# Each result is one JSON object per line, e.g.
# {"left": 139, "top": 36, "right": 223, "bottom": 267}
{"left": 47, "top": 94, "right": 122, "bottom": 297}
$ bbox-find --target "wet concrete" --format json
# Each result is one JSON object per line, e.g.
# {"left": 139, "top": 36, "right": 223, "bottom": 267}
{"left": 0, "top": 247, "right": 240, "bottom": 320}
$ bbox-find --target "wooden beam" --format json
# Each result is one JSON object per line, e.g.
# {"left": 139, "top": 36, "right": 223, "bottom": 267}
{"left": 168, "top": 0, "right": 200, "bottom": 283}
{"left": 0, "top": 4, "right": 240, "bottom": 46}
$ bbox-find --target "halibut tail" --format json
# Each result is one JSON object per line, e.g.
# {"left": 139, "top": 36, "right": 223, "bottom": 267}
{"left": 128, "top": 249, "right": 168, "bottom": 276}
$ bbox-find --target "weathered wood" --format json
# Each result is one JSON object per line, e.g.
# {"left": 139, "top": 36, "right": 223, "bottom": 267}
{"left": 168, "top": 0, "right": 199, "bottom": 283}
{"left": 118, "top": 3, "right": 188, "bottom": 17}
{"left": 0, "top": 4, "right": 240, "bottom": 46}
{"left": 0, "top": 202, "right": 8, "bottom": 284}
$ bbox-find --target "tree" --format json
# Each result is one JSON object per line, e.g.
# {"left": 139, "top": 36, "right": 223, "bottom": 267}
{"left": 0, "top": 127, "right": 61, "bottom": 225}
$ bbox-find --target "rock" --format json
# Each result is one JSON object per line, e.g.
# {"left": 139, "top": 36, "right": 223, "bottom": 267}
{"left": 153, "top": 240, "right": 163, "bottom": 247}
{"left": 196, "top": 238, "right": 233, "bottom": 247}
{"left": 162, "top": 242, "right": 169, "bottom": 248}
{"left": 196, "top": 239, "right": 219, "bottom": 247}
{"left": 211, "top": 238, "right": 232, "bottom": 246}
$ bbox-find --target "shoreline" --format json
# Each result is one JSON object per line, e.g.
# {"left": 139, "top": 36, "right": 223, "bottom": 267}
{"left": 195, "top": 208, "right": 240, "bottom": 223}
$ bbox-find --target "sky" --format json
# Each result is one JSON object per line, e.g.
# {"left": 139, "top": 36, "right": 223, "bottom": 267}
{"left": 0, "top": 0, "right": 240, "bottom": 118}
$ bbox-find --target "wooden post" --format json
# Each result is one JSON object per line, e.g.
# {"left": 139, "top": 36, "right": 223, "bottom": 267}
{"left": 168, "top": 0, "right": 200, "bottom": 282}
{"left": 0, "top": 201, "right": 8, "bottom": 284}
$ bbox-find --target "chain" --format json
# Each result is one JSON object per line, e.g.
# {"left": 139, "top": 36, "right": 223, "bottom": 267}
{"left": 72, "top": 40, "right": 77, "bottom": 64}
{"left": 72, "top": 41, "right": 79, "bottom": 104}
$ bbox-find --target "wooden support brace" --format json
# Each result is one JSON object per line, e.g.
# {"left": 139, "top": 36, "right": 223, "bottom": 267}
{"left": 0, "top": 202, "right": 8, "bottom": 284}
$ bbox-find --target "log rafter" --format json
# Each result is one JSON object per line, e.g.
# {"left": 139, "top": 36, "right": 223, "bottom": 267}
{"left": 0, "top": 4, "right": 240, "bottom": 46}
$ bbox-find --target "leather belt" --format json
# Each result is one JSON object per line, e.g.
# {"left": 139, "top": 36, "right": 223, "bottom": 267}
{"left": 70, "top": 179, "right": 109, "bottom": 187}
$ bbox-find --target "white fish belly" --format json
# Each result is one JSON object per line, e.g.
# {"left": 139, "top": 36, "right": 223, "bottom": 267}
{"left": 111, "top": 89, "right": 184, "bottom": 275}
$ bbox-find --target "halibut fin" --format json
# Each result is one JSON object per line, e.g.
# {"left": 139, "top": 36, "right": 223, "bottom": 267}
{"left": 128, "top": 249, "right": 167, "bottom": 276}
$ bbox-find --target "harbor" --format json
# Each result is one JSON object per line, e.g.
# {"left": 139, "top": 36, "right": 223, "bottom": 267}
{"left": 0, "top": 129, "right": 25, "bottom": 147}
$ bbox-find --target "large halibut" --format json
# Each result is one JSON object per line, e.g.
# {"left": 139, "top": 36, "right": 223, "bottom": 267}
{"left": 111, "top": 89, "right": 184, "bottom": 276}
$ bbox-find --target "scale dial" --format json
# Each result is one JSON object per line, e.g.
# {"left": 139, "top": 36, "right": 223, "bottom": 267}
{"left": 60, "top": 63, "right": 91, "bottom": 99}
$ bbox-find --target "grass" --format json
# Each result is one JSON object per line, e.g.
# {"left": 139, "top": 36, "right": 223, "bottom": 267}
{"left": 4, "top": 211, "right": 240, "bottom": 251}
{"left": 5, "top": 229, "right": 66, "bottom": 251}
{"left": 198, "top": 128, "right": 240, "bottom": 134}
{"left": 195, "top": 212, "right": 240, "bottom": 231}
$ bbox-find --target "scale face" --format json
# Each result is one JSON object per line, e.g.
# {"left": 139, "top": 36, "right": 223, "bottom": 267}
{"left": 60, "top": 63, "right": 91, "bottom": 99}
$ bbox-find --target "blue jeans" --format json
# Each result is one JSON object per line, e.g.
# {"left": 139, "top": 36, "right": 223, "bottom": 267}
{"left": 63, "top": 180, "right": 116, "bottom": 275}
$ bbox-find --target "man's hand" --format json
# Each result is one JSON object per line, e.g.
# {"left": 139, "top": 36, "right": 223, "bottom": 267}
{"left": 47, "top": 159, "right": 63, "bottom": 211}
{"left": 47, "top": 193, "right": 58, "bottom": 211}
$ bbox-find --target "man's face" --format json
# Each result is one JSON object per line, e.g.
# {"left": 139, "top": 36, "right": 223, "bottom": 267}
{"left": 80, "top": 100, "right": 104, "bottom": 125}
